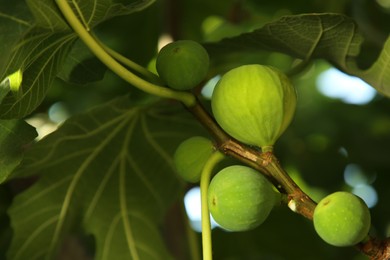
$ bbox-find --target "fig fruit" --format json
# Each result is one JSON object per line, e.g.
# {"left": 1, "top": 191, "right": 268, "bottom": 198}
{"left": 156, "top": 40, "right": 209, "bottom": 90}
{"left": 313, "top": 191, "right": 371, "bottom": 247}
{"left": 208, "top": 165, "right": 280, "bottom": 231}
{"left": 173, "top": 136, "right": 214, "bottom": 183}
{"left": 211, "top": 64, "right": 296, "bottom": 151}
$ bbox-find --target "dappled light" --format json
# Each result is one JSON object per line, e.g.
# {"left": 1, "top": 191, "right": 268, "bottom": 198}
{"left": 316, "top": 68, "right": 377, "bottom": 105}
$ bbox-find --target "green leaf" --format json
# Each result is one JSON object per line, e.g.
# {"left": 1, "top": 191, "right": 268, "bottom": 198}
{"left": 59, "top": 0, "right": 160, "bottom": 85}
{"left": 205, "top": 13, "right": 390, "bottom": 97}
{"left": 7, "top": 96, "right": 204, "bottom": 259}
{"left": 0, "top": 28, "right": 77, "bottom": 119}
{"left": 359, "top": 37, "right": 390, "bottom": 97}
{"left": 0, "top": 119, "right": 37, "bottom": 184}
{"left": 25, "top": 0, "right": 155, "bottom": 31}
{"left": 105, "top": 0, "right": 156, "bottom": 20}
{"left": 54, "top": 0, "right": 156, "bottom": 30}
{"left": 91, "top": 0, "right": 156, "bottom": 28}
{"left": 0, "top": 1, "right": 73, "bottom": 119}
{"left": 0, "top": 0, "right": 157, "bottom": 118}
{"left": 57, "top": 40, "right": 106, "bottom": 85}
{"left": 0, "top": 80, "right": 10, "bottom": 103}
{"left": 26, "top": 0, "right": 70, "bottom": 31}
{"left": 57, "top": 0, "right": 157, "bottom": 85}
{"left": 0, "top": 1, "right": 32, "bottom": 70}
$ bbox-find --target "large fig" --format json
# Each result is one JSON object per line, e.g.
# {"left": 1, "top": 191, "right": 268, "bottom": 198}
{"left": 211, "top": 64, "right": 296, "bottom": 151}
{"left": 156, "top": 40, "right": 209, "bottom": 90}
{"left": 313, "top": 191, "right": 371, "bottom": 247}
{"left": 208, "top": 165, "right": 280, "bottom": 231}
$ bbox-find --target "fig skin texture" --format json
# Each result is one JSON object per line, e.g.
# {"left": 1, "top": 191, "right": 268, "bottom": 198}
{"left": 211, "top": 64, "right": 296, "bottom": 150}
{"left": 156, "top": 40, "right": 209, "bottom": 90}
{"left": 313, "top": 191, "right": 371, "bottom": 247}
{"left": 208, "top": 165, "right": 280, "bottom": 231}
{"left": 173, "top": 136, "right": 214, "bottom": 183}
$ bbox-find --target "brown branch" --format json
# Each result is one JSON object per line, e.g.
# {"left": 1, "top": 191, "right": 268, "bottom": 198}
{"left": 358, "top": 237, "right": 390, "bottom": 260}
{"left": 186, "top": 100, "right": 316, "bottom": 218}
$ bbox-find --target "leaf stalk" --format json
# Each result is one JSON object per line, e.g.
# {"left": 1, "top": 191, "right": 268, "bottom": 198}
{"left": 200, "top": 151, "right": 225, "bottom": 260}
{"left": 55, "top": 0, "right": 196, "bottom": 107}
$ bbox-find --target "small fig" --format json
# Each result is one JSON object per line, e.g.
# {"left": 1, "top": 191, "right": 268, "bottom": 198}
{"left": 211, "top": 64, "right": 296, "bottom": 151}
{"left": 313, "top": 191, "right": 371, "bottom": 247}
{"left": 173, "top": 136, "right": 214, "bottom": 183}
{"left": 156, "top": 40, "right": 209, "bottom": 90}
{"left": 208, "top": 165, "right": 280, "bottom": 231}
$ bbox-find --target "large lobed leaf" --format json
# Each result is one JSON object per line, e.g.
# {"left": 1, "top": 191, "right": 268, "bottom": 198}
{"left": 0, "top": 0, "right": 156, "bottom": 119}
{"left": 26, "top": 0, "right": 155, "bottom": 31}
{"left": 0, "top": 0, "right": 75, "bottom": 119}
{"left": 0, "top": 0, "right": 32, "bottom": 71}
{"left": 205, "top": 13, "right": 390, "bottom": 97}
{"left": 7, "top": 96, "right": 204, "bottom": 259}
{"left": 77, "top": 0, "right": 156, "bottom": 29}
{"left": 26, "top": 0, "right": 70, "bottom": 31}
{"left": 0, "top": 119, "right": 37, "bottom": 183}
{"left": 0, "top": 29, "right": 77, "bottom": 119}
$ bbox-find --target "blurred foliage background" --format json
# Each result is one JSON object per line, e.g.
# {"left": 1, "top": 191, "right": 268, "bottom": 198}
{"left": 1, "top": 0, "right": 390, "bottom": 259}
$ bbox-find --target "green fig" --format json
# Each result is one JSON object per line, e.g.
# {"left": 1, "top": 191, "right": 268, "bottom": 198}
{"left": 211, "top": 64, "right": 296, "bottom": 151}
{"left": 208, "top": 165, "right": 280, "bottom": 231}
{"left": 313, "top": 191, "right": 371, "bottom": 247}
{"left": 156, "top": 40, "right": 209, "bottom": 90}
{"left": 173, "top": 136, "right": 214, "bottom": 183}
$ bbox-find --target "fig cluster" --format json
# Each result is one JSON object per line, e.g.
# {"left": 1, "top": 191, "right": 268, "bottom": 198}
{"left": 208, "top": 165, "right": 280, "bottom": 231}
{"left": 156, "top": 40, "right": 209, "bottom": 90}
{"left": 211, "top": 64, "right": 296, "bottom": 151}
{"left": 313, "top": 191, "right": 371, "bottom": 247}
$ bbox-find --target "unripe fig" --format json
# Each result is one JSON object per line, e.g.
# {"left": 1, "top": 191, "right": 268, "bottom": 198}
{"left": 313, "top": 191, "right": 371, "bottom": 247}
{"left": 208, "top": 165, "right": 280, "bottom": 231}
{"left": 211, "top": 64, "right": 296, "bottom": 151}
{"left": 173, "top": 136, "right": 214, "bottom": 183}
{"left": 156, "top": 40, "right": 209, "bottom": 90}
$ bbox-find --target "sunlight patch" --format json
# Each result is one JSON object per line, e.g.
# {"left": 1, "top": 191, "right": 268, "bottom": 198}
{"left": 184, "top": 186, "right": 219, "bottom": 232}
{"left": 316, "top": 68, "right": 376, "bottom": 105}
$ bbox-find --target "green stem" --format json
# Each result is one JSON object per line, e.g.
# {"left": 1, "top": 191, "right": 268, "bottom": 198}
{"left": 97, "top": 38, "right": 163, "bottom": 85}
{"left": 55, "top": 0, "right": 196, "bottom": 107}
{"left": 200, "top": 151, "right": 225, "bottom": 260}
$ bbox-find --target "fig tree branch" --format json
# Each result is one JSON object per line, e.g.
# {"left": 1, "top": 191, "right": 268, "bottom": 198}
{"left": 187, "top": 100, "right": 389, "bottom": 260}
{"left": 186, "top": 101, "right": 316, "bottom": 218}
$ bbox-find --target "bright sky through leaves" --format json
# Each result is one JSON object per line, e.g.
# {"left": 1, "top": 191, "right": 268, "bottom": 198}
{"left": 316, "top": 68, "right": 377, "bottom": 105}
{"left": 184, "top": 186, "right": 219, "bottom": 232}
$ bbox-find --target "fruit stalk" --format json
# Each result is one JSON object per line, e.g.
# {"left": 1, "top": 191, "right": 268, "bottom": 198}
{"left": 260, "top": 152, "right": 317, "bottom": 220}
{"left": 200, "top": 151, "right": 225, "bottom": 260}
{"left": 98, "top": 39, "right": 163, "bottom": 85}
